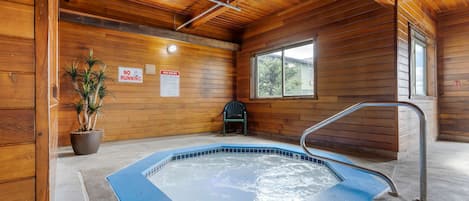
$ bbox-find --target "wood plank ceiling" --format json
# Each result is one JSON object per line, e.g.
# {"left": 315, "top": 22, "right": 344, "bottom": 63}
{"left": 61, "top": 0, "right": 469, "bottom": 42}
{"left": 127, "top": 0, "right": 469, "bottom": 33}
{"left": 127, "top": 0, "right": 308, "bottom": 31}
{"left": 420, "top": 0, "right": 469, "bottom": 12}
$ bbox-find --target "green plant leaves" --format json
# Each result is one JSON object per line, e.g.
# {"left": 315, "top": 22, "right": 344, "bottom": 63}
{"left": 65, "top": 49, "right": 108, "bottom": 131}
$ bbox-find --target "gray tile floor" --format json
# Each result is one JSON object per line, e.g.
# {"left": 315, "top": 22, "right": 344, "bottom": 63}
{"left": 55, "top": 133, "right": 469, "bottom": 201}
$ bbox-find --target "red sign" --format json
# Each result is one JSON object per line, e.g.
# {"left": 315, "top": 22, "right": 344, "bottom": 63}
{"left": 160, "top": 70, "right": 180, "bottom": 76}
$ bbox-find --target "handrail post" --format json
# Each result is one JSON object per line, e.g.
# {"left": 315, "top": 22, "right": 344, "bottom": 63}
{"left": 417, "top": 103, "right": 427, "bottom": 201}
{"left": 300, "top": 101, "right": 427, "bottom": 201}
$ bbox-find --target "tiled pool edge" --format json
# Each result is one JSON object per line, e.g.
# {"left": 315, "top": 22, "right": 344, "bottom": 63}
{"left": 107, "top": 144, "right": 388, "bottom": 201}
{"left": 142, "top": 146, "right": 337, "bottom": 179}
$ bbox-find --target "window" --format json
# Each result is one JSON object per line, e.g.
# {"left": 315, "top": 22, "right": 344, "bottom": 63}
{"left": 410, "top": 29, "right": 427, "bottom": 97}
{"left": 253, "top": 41, "right": 315, "bottom": 98}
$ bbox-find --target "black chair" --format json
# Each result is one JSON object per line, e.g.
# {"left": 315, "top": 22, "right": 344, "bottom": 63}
{"left": 222, "top": 101, "right": 247, "bottom": 135}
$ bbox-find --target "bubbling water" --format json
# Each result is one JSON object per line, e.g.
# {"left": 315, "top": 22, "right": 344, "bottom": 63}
{"left": 149, "top": 153, "right": 340, "bottom": 201}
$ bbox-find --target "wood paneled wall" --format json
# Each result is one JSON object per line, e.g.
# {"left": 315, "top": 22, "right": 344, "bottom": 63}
{"left": 0, "top": 0, "right": 36, "bottom": 200}
{"left": 437, "top": 7, "right": 469, "bottom": 142}
{"left": 237, "top": 0, "right": 399, "bottom": 154}
{"left": 58, "top": 21, "right": 235, "bottom": 146}
{"left": 0, "top": 0, "right": 58, "bottom": 200}
{"left": 397, "top": 0, "right": 439, "bottom": 153}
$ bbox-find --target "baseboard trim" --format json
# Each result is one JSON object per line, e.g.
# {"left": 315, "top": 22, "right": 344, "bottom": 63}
{"left": 249, "top": 131, "right": 398, "bottom": 160}
{"left": 438, "top": 134, "right": 469, "bottom": 143}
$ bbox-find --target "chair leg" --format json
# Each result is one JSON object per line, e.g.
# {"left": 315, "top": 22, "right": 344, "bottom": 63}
{"left": 223, "top": 122, "right": 226, "bottom": 136}
{"left": 244, "top": 119, "right": 247, "bottom": 136}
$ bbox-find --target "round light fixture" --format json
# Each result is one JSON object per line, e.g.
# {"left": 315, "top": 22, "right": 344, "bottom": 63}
{"left": 167, "top": 44, "right": 177, "bottom": 53}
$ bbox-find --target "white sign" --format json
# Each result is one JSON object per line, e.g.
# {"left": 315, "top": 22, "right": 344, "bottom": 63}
{"left": 160, "top": 70, "right": 180, "bottom": 97}
{"left": 118, "top": 67, "right": 143, "bottom": 83}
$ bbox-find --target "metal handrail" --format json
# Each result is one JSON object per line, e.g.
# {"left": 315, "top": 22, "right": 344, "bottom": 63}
{"left": 300, "top": 101, "right": 427, "bottom": 201}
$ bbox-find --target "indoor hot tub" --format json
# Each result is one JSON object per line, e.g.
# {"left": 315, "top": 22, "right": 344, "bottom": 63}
{"left": 107, "top": 144, "right": 387, "bottom": 201}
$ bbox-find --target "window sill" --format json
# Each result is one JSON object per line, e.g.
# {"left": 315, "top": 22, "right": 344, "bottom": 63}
{"left": 250, "top": 95, "right": 317, "bottom": 102}
{"left": 409, "top": 95, "right": 436, "bottom": 101}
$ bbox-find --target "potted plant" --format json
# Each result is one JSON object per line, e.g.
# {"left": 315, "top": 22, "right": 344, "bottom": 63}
{"left": 66, "top": 49, "right": 107, "bottom": 155}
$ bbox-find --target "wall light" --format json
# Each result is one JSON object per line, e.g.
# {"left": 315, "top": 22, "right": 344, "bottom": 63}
{"left": 167, "top": 44, "right": 177, "bottom": 53}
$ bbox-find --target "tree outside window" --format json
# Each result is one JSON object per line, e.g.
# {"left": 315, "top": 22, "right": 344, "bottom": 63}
{"left": 254, "top": 41, "right": 315, "bottom": 98}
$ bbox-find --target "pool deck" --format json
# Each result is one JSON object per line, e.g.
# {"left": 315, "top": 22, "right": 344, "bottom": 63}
{"left": 56, "top": 133, "right": 469, "bottom": 201}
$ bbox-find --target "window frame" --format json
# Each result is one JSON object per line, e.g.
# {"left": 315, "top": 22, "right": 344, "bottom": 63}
{"left": 251, "top": 39, "right": 317, "bottom": 100}
{"left": 409, "top": 26, "right": 429, "bottom": 98}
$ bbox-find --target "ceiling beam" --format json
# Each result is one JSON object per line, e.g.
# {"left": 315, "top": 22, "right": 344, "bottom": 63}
{"left": 59, "top": 9, "right": 239, "bottom": 51}
{"left": 188, "top": 0, "right": 241, "bottom": 29}
{"left": 374, "top": 0, "right": 395, "bottom": 8}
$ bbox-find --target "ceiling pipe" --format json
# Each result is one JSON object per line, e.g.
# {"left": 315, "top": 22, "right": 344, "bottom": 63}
{"left": 208, "top": 0, "right": 242, "bottom": 11}
{"left": 175, "top": 0, "right": 241, "bottom": 31}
